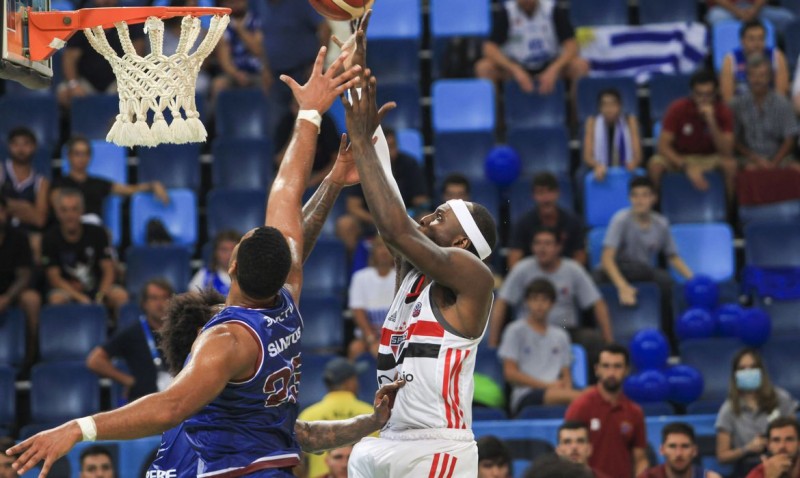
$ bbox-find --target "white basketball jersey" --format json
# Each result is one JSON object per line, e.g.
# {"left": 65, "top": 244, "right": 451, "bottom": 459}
{"left": 502, "top": 0, "right": 559, "bottom": 71}
{"left": 376, "top": 271, "right": 487, "bottom": 440}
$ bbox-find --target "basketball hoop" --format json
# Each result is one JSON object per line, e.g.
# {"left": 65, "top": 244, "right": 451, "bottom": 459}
{"left": 25, "top": 6, "right": 231, "bottom": 146}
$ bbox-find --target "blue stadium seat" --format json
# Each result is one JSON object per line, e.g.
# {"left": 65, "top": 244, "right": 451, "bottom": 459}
{"left": 686, "top": 399, "right": 724, "bottom": 415}
{"left": 430, "top": 0, "right": 490, "bottom": 38}
{"left": 570, "top": 0, "right": 627, "bottom": 26}
{"left": 432, "top": 79, "right": 495, "bottom": 133}
{"left": 396, "top": 128, "right": 424, "bottom": 165}
{"left": 508, "top": 126, "right": 570, "bottom": 177}
{"left": 758, "top": 299, "right": 800, "bottom": 336}
{"left": 125, "top": 246, "right": 191, "bottom": 296}
{"left": 215, "top": 88, "right": 271, "bottom": 139}
{"left": 103, "top": 194, "right": 123, "bottom": 247}
{"left": 785, "top": 19, "right": 800, "bottom": 72}
{"left": 70, "top": 94, "right": 119, "bottom": 141}
{"left": 762, "top": 335, "right": 800, "bottom": 397}
{"left": 713, "top": 19, "right": 776, "bottom": 71}
{"left": 211, "top": 138, "right": 274, "bottom": 189}
{"left": 137, "top": 143, "right": 201, "bottom": 190}
{"left": 513, "top": 459, "right": 531, "bottom": 478}
{"left": 600, "top": 282, "right": 661, "bottom": 345}
{"left": 649, "top": 74, "right": 691, "bottom": 122}
{"left": 39, "top": 304, "right": 107, "bottom": 362}
{"left": 298, "top": 353, "right": 336, "bottom": 410}
{"left": 467, "top": 178, "right": 500, "bottom": 221}
{"left": 0, "top": 366, "right": 15, "bottom": 428}
{"left": 61, "top": 140, "right": 127, "bottom": 183}
{"left": 516, "top": 405, "right": 567, "bottom": 419}
{"left": 0, "top": 94, "right": 59, "bottom": 152}
{"left": 367, "top": 0, "right": 421, "bottom": 84}
{"left": 475, "top": 348, "right": 504, "bottom": 387}
{"left": 298, "top": 296, "right": 344, "bottom": 351}
{"left": 588, "top": 227, "right": 608, "bottom": 270}
{"left": 0, "top": 308, "right": 25, "bottom": 368}
{"left": 680, "top": 337, "right": 742, "bottom": 400}
{"left": 378, "top": 84, "right": 422, "bottom": 130}
{"left": 577, "top": 76, "right": 638, "bottom": 124}
{"left": 507, "top": 174, "right": 575, "bottom": 222}
{"left": 355, "top": 353, "right": 378, "bottom": 404}
{"left": 327, "top": 98, "right": 346, "bottom": 134}
{"left": 572, "top": 344, "right": 588, "bottom": 389}
{"left": 504, "top": 80, "right": 566, "bottom": 129}
{"left": 434, "top": 133, "right": 494, "bottom": 179}
{"left": 302, "top": 238, "right": 348, "bottom": 296}
{"left": 660, "top": 172, "right": 726, "bottom": 223}
{"left": 745, "top": 222, "right": 800, "bottom": 267}
{"left": 118, "top": 302, "right": 143, "bottom": 330}
{"left": 130, "top": 189, "right": 197, "bottom": 247}
{"left": 670, "top": 223, "right": 734, "bottom": 283}
{"left": 640, "top": 402, "right": 675, "bottom": 416}
{"left": 206, "top": 189, "right": 266, "bottom": 239}
{"left": 638, "top": 0, "right": 698, "bottom": 24}
{"left": 584, "top": 168, "right": 632, "bottom": 227}
{"left": 30, "top": 362, "right": 100, "bottom": 424}
{"left": 740, "top": 199, "right": 800, "bottom": 226}
{"left": 473, "top": 407, "right": 508, "bottom": 421}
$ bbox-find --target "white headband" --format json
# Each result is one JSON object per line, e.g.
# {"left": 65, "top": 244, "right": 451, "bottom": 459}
{"left": 447, "top": 199, "right": 492, "bottom": 260}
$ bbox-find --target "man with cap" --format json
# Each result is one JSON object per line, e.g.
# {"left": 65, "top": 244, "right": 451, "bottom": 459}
{"left": 298, "top": 357, "right": 374, "bottom": 478}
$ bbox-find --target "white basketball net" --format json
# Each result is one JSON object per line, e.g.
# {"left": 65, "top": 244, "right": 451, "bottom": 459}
{"left": 83, "top": 14, "right": 229, "bottom": 147}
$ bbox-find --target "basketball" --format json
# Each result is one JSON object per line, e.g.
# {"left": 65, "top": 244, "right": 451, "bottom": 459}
{"left": 309, "top": 0, "right": 375, "bottom": 21}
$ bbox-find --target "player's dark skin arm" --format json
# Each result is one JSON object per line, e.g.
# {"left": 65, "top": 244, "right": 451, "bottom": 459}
{"left": 343, "top": 75, "right": 495, "bottom": 339}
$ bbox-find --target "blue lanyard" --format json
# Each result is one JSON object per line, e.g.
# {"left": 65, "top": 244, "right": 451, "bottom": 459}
{"left": 139, "top": 316, "right": 163, "bottom": 369}
{"left": 204, "top": 269, "right": 230, "bottom": 296}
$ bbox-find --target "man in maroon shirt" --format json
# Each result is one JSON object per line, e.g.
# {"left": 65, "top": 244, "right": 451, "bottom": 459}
{"left": 638, "top": 422, "right": 721, "bottom": 478}
{"left": 565, "top": 344, "right": 649, "bottom": 478}
{"left": 649, "top": 70, "right": 737, "bottom": 196}
{"left": 746, "top": 417, "right": 800, "bottom": 478}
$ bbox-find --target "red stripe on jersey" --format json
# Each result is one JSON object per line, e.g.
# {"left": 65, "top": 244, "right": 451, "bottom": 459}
{"left": 406, "top": 320, "right": 445, "bottom": 339}
{"left": 406, "top": 274, "right": 427, "bottom": 301}
{"left": 442, "top": 350, "right": 454, "bottom": 428}
{"left": 445, "top": 455, "right": 458, "bottom": 478}
{"left": 438, "top": 454, "right": 451, "bottom": 478}
{"left": 379, "top": 327, "right": 393, "bottom": 347}
{"left": 452, "top": 349, "right": 470, "bottom": 428}
{"left": 449, "top": 350, "right": 462, "bottom": 429}
{"left": 428, "top": 453, "right": 441, "bottom": 478}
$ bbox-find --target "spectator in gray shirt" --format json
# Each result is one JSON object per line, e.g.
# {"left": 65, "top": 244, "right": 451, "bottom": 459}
{"left": 498, "top": 278, "right": 580, "bottom": 415}
{"left": 732, "top": 54, "right": 798, "bottom": 171}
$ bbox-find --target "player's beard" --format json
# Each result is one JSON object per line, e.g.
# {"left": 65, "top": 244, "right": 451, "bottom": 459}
{"left": 601, "top": 377, "right": 621, "bottom": 393}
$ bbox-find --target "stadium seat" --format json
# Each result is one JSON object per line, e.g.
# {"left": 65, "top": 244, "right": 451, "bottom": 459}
{"left": 639, "top": 0, "right": 698, "bottom": 24}
{"left": 686, "top": 399, "right": 724, "bottom": 415}
{"left": 302, "top": 238, "right": 348, "bottom": 296}
{"left": 507, "top": 174, "right": 575, "bottom": 221}
{"left": 713, "top": 19, "right": 776, "bottom": 71}
{"left": 600, "top": 282, "right": 661, "bottom": 345}
{"left": 739, "top": 199, "right": 800, "bottom": 226}
{"left": 504, "top": 80, "right": 566, "bottom": 129}
{"left": 745, "top": 222, "right": 800, "bottom": 267}
{"left": 215, "top": 88, "right": 270, "bottom": 139}
{"left": 648, "top": 74, "right": 691, "bottom": 122}
{"left": 516, "top": 405, "right": 568, "bottom": 419}
{"left": 103, "top": 194, "right": 123, "bottom": 247}
{"left": 378, "top": 84, "right": 422, "bottom": 130}
{"left": 0, "top": 94, "right": 59, "bottom": 152}
{"left": 396, "top": 128, "right": 424, "bottom": 164}
{"left": 670, "top": 223, "right": 735, "bottom": 283}
{"left": 367, "top": 0, "right": 421, "bottom": 84}
{"left": 473, "top": 407, "right": 508, "bottom": 421}
{"left": 0, "top": 308, "right": 25, "bottom": 368}
{"left": 474, "top": 348, "right": 504, "bottom": 387}
{"left": 758, "top": 299, "right": 800, "bottom": 337}
{"left": 577, "top": 76, "right": 638, "bottom": 124}
{"left": 660, "top": 172, "right": 726, "bottom": 223}
{"left": 62, "top": 140, "right": 127, "bottom": 184}
{"left": 30, "top": 362, "right": 100, "bottom": 424}
{"left": 430, "top": 0, "right": 490, "bottom": 38}
{"left": 467, "top": 178, "right": 501, "bottom": 222}
{"left": 434, "top": 133, "right": 495, "bottom": 179}
{"left": 206, "top": 189, "right": 266, "bottom": 239}
{"left": 785, "top": 19, "right": 800, "bottom": 72}
{"left": 211, "top": 138, "right": 274, "bottom": 190}
{"left": 680, "top": 337, "right": 742, "bottom": 400}
{"left": 432, "top": 80, "right": 495, "bottom": 133}
{"left": 298, "top": 353, "right": 336, "bottom": 410}
{"left": 588, "top": 227, "right": 608, "bottom": 270}
{"left": 640, "top": 402, "right": 675, "bottom": 416}
{"left": 0, "top": 366, "right": 15, "bottom": 428}
{"left": 762, "top": 335, "right": 800, "bottom": 397}
{"left": 130, "top": 189, "right": 197, "bottom": 247}
{"left": 355, "top": 354, "right": 378, "bottom": 404}
{"left": 327, "top": 98, "right": 346, "bottom": 134}
{"left": 118, "top": 302, "right": 143, "bottom": 330}
{"left": 138, "top": 143, "right": 201, "bottom": 190}
{"left": 572, "top": 344, "right": 588, "bottom": 389}
{"left": 125, "top": 246, "right": 191, "bottom": 296}
{"left": 298, "top": 296, "right": 344, "bottom": 351}
{"left": 584, "top": 168, "right": 632, "bottom": 227}
{"left": 570, "top": 0, "right": 627, "bottom": 26}
{"left": 39, "top": 304, "right": 107, "bottom": 362}
{"left": 508, "top": 126, "right": 570, "bottom": 177}
{"left": 70, "top": 94, "right": 119, "bottom": 141}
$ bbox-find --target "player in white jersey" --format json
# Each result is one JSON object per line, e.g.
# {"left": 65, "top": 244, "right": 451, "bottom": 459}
{"left": 340, "top": 30, "right": 498, "bottom": 476}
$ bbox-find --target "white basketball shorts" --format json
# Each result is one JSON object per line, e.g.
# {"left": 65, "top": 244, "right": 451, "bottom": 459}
{"left": 348, "top": 436, "right": 478, "bottom": 478}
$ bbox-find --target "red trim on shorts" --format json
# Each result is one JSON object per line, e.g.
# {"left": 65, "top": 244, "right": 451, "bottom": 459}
{"left": 442, "top": 350, "right": 454, "bottom": 428}
{"left": 428, "top": 453, "right": 441, "bottom": 478}
{"left": 439, "top": 454, "right": 451, "bottom": 478}
{"left": 444, "top": 455, "right": 458, "bottom": 478}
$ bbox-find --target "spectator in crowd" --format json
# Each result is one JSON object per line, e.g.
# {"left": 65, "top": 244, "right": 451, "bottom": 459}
{"left": 298, "top": 357, "right": 374, "bottom": 478}
{"left": 336, "top": 128, "right": 429, "bottom": 255}
{"left": 52, "top": 136, "right": 169, "bottom": 222}
{"left": 347, "top": 236, "right": 395, "bottom": 359}
{"left": 475, "top": 0, "right": 587, "bottom": 97}
{"left": 319, "top": 446, "right": 352, "bottom": 478}
{"left": 556, "top": 421, "right": 612, "bottom": 478}
{"left": 43, "top": 188, "right": 129, "bottom": 316}
{"left": 499, "top": 278, "right": 581, "bottom": 413}
{"left": 57, "top": 0, "right": 145, "bottom": 108}
{"left": 188, "top": 230, "right": 240, "bottom": 296}
{"left": 595, "top": 177, "right": 692, "bottom": 334}
{"left": 524, "top": 455, "right": 594, "bottom": 478}
{"left": 477, "top": 436, "right": 512, "bottom": 478}
{"left": 716, "top": 348, "right": 799, "bottom": 478}
{"left": 720, "top": 20, "right": 789, "bottom": 103}
{"left": 212, "top": 0, "right": 272, "bottom": 99}
{"left": 441, "top": 173, "right": 471, "bottom": 202}
{"left": 507, "top": 172, "right": 585, "bottom": 269}
{"left": 582, "top": 89, "right": 642, "bottom": 181}
{"left": 706, "top": 0, "right": 794, "bottom": 34}
{"left": 79, "top": 446, "right": 115, "bottom": 478}
{"left": 86, "top": 279, "right": 174, "bottom": 401}
{"left": 0, "top": 127, "right": 49, "bottom": 260}
{"left": 732, "top": 55, "right": 798, "bottom": 170}
{"left": 746, "top": 417, "right": 800, "bottom": 478}
{"left": 0, "top": 437, "right": 14, "bottom": 478}
{"left": 490, "top": 227, "right": 612, "bottom": 362}
{"left": 565, "top": 344, "right": 649, "bottom": 478}
{"left": 274, "top": 99, "right": 340, "bottom": 187}
{"left": 0, "top": 196, "right": 41, "bottom": 367}
{"left": 649, "top": 70, "right": 737, "bottom": 195}
{"left": 638, "top": 422, "right": 722, "bottom": 478}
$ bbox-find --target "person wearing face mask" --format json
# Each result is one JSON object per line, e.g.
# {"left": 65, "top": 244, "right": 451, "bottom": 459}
{"left": 746, "top": 417, "right": 800, "bottom": 478}
{"left": 716, "top": 349, "right": 799, "bottom": 478}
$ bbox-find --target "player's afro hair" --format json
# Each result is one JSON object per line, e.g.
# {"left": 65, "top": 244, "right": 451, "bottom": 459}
{"left": 235, "top": 226, "right": 292, "bottom": 300}
{"left": 161, "top": 289, "right": 225, "bottom": 376}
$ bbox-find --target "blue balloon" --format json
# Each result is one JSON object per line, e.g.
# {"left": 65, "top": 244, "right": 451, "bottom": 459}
{"left": 738, "top": 307, "right": 772, "bottom": 347}
{"left": 665, "top": 365, "right": 704, "bottom": 404}
{"left": 623, "top": 370, "right": 670, "bottom": 403}
{"left": 676, "top": 308, "right": 716, "bottom": 341}
{"left": 629, "top": 329, "right": 669, "bottom": 370}
{"left": 715, "top": 303, "right": 744, "bottom": 337}
{"left": 484, "top": 146, "right": 521, "bottom": 187}
{"left": 684, "top": 275, "right": 720, "bottom": 310}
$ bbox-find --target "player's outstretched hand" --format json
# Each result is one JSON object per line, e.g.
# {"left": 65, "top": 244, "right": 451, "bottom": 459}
{"left": 342, "top": 70, "right": 395, "bottom": 144}
{"left": 329, "top": 133, "right": 379, "bottom": 187}
{"left": 280, "top": 46, "right": 361, "bottom": 114}
{"left": 6, "top": 421, "right": 82, "bottom": 477}
{"left": 373, "top": 378, "right": 405, "bottom": 427}
{"left": 331, "top": 9, "right": 371, "bottom": 72}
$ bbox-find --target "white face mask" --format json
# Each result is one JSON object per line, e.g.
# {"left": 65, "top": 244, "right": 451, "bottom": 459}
{"left": 736, "top": 368, "right": 762, "bottom": 391}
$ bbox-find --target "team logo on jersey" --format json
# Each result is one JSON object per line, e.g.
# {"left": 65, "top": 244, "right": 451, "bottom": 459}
{"left": 412, "top": 302, "right": 422, "bottom": 317}
{"left": 390, "top": 332, "right": 407, "bottom": 360}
